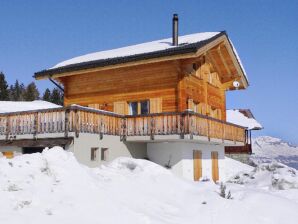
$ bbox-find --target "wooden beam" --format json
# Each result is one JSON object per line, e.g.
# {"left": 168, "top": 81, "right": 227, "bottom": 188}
{"left": 223, "top": 39, "right": 249, "bottom": 88}
{"left": 217, "top": 45, "right": 232, "bottom": 76}
{"left": 36, "top": 52, "right": 198, "bottom": 80}
{"left": 220, "top": 77, "right": 241, "bottom": 90}
{"left": 0, "top": 137, "right": 73, "bottom": 148}
{"left": 205, "top": 51, "right": 221, "bottom": 76}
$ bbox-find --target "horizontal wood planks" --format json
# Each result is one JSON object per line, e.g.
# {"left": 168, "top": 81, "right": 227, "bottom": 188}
{"left": 62, "top": 61, "right": 179, "bottom": 113}
{"left": 51, "top": 40, "right": 245, "bottom": 123}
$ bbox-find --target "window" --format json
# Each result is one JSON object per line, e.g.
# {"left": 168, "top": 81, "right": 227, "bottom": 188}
{"left": 91, "top": 148, "right": 99, "bottom": 161}
{"left": 101, "top": 148, "right": 108, "bottom": 161}
{"left": 140, "top": 101, "right": 149, "bottom": 115}
{"left": 129, "top": 102, "right": 138, "bottom": 115}
{"left": 129, "top": 100, "right": 149, "bottom": 115}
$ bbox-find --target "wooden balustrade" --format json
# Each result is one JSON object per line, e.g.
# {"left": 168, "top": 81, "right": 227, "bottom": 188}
{"left": 0, "top": 107, "right": 246, "bottom": 143}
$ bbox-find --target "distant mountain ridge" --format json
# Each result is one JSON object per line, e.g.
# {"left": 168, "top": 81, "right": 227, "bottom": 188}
{"left": 251, "top": 136, "right": 298, "bottom": 169}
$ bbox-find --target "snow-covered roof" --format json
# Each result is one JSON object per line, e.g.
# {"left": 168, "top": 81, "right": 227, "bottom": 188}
{"left": 52, "top": 32, "right": 220, "bottom": 69}
{"left": 35, "top": 31, "right": 248, "bottom": 84}
{"left": 226, "top": 109, "right": 263, "bottom": 130}
{"left": 0, "top": 100, "right": 61, "bottom": 113}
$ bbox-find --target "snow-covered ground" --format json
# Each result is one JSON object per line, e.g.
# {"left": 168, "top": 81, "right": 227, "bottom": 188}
{"left": 0, "top": 147, "right": 297, "bottom": 224}
{"left": 252, "top": 136, "right": 298, "bottom": 169}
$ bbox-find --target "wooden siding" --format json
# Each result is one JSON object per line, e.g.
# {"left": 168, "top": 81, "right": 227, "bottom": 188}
{"left": 61, "top": 61, "right": 179, "bottom": 113}
{"left": 56, "top": 45, "right": 238, "bottom": 122}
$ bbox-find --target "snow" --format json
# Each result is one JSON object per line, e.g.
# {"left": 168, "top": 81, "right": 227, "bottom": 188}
{"left": 1, "top": 147, "right": 297, "bottom": 224}
{"left": 0, "top": 100, "right": 61, "bottom": 113}
{"left": 225, "top": 156, "right": 254, "bottom": 179}
{"left": 226, "top": 109, "right": 262, "bottom": 130}
{"left": 251, "top": 136, "right": 298, "bottom": 169}
{"left": 228, "top": 162, "right": 298, "bottom": 190}
{"left": 52, "top": 32, "right": 220, "bottom": 69}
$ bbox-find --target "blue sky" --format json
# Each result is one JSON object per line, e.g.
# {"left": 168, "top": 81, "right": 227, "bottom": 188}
{"left": 0, "top": 0, "right": 297, "bottom": 144}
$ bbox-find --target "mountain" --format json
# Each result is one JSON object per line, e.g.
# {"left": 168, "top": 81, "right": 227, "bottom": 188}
{"left": 251, "top": 136, "right": 298, "bottom": 169}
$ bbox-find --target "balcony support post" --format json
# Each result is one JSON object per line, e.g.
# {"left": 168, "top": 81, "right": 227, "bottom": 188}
{"left": 5, "top": 116, "right": 10, "bottom": 141}
{"left": 64, "top": 109, "right": 70, "bottom": 138}
{"left": 180, "top": 113, "right": 185, "bottom": 139}
{"left": 74, "top": 110, "right": 80, "bottom": 138}
{"left": 150, "top": 116, "right": 155, "bottom": 140}
{"left": 33, "top": 112, "right": 38, "bottom": 139}
{"left": 120, "top": 117, "right": 127, "bottom": 141}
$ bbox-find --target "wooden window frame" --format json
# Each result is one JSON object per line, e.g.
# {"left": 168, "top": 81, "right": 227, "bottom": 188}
{"left": 101, "top": 148, "right": 109, "bottom": 161}
{"left": 91, "top": 148, "right": 99, "bottom": 161}
{"left": 129, "top": 100, "right": 150, "bottom": 115}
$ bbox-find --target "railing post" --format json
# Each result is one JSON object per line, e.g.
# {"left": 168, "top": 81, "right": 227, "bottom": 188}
{"left": 221, "top": 122, "right": 224, "bottom": 143}
{"left": 232, "top": 126, "right": 235, "bottom": 144}
{"left": 150, "top": 116, "right": 155, "bottom": 140}
{"left": 99, "top": 118, "right": 103, "bottom": 140}
{"left": 74, "top": 109, "right": 80, "bottom": 138}
{"left": 64, "top": 109, "right": 70, "bottom": 138}
{"left": 189, "top": 113, "right": 193, "bottom": 139}
{"left": 5, "top": 115, "right": 10, "bottom": 141}
{"left": 180, "top": 113, "right": 185, "bottom": 139}
{"left": 207, "top": 118, "right": 210, "bottom": 141}
{"left": 120, "top": 117, "right": 127, "bottom": 141}
{"left": 33, "top": 112, "right": 38, "bottom": 139}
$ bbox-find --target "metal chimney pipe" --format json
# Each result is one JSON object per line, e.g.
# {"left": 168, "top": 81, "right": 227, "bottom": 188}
{"left": 172, "top": 14, "right": 178, "bottom": 46}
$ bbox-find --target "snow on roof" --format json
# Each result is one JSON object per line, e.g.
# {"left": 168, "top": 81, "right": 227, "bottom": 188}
{"left": 0, "top": 100, "right": 61, "bottom": 113}
{"left": 52, "top": 32, "right": 220, "bottom": 69}
{"left": 226, "top": 109, "right": 263, "bottom": 130}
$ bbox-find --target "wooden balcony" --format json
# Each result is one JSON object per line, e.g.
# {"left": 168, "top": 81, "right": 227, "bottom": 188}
{"left": 0, "top": 105, "right": 246, "bottom": 143}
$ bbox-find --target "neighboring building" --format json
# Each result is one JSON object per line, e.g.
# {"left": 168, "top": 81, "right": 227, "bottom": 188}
{"left": 226, "top": 109, "right": 263, "bottom": 163}
{"left": 0, "top": 15, "right": 251, "bottom": 182}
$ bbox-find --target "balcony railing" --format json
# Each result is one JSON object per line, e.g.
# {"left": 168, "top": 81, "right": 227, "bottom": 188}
{"left": 0, "top": 105, "right": 246, "bottom": 143}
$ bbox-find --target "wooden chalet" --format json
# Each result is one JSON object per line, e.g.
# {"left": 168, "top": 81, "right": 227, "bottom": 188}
{"left": 0, "top": 15, "right": 252, "bottom": 182}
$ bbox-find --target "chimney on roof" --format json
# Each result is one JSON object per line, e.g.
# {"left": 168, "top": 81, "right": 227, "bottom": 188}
{"left": 172, "top": 14, "right": 178, "bottom": 46}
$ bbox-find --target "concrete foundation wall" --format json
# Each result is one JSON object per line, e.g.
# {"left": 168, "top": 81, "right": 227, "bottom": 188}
{"left": 147, "top": 142, "right": 225, "bottom": 181}
{"left": 70, "top": 134, "right": 147, "bottom": 167}
{"left": 226, "top": 153, "right": 250, "bottom": 165}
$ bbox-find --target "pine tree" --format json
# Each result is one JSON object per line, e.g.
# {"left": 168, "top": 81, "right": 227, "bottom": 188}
{"left": 24, "top": 82, "right": 40, "bottom": 101}
{"left": 51, "top": 88, "right": 63, "bottom": 105}
{"left": 0, "top": 72, "right": 10, "bottom": 100}
{"left": 42, "top": 88, "right": 51, "bottom": 102}
{"left": 10, "top": 80, "right": 24, "bottom": 101}
{"left": 19, "top": 83, "right": 25, "bottom": 100}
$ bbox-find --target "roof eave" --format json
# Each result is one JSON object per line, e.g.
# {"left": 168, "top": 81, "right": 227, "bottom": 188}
{"left": 34, "top": 32, "right": 227, "bottom": 80}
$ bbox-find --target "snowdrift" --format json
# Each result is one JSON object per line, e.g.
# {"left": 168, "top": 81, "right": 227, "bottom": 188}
{"left": 228, "top": 162, "right": 298, "bottom": 190}
{"left": 0, "top": 147, "right": 297, "bottom": 224}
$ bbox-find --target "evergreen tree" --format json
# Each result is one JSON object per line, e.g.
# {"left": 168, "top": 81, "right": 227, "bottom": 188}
{"left": 51, "top": 88, "right": 63, "bottom": 105}
{"left": 42, "top": 88, "right": 51, "bottom": 102}
{"left": 0, "top": 72, "right": 9, "bottom": 100}
{"left": 10, "top": 80, "right": 25, "bottom": 101}
{"left": 19, "top": 83, "right": 26, "bottom": 100}
{"left": 24, "top": 82, "right": 39, "bottom": 101}
{"left": 9, "top": 84, "right": 14, "bottom": 100}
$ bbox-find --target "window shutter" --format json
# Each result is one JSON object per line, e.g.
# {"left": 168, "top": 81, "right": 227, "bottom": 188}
{"left": 201, "top": 103, "right": 207, "bottom": 115}
{"left": 150, "top": 98, "right": 162, "bottom": 113}
{"left": 188, "top": 99, "right": 194, "bottom": 111}
{"left": 114, "top": 101, "right": 128, "bottom": 115}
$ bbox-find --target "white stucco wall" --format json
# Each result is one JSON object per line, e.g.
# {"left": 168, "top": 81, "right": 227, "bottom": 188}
{"left": 147, "top": 142, "right": 225, "bottom": 181}
{"left": 70, "top": 134, "right": 147, "bottom": 167}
